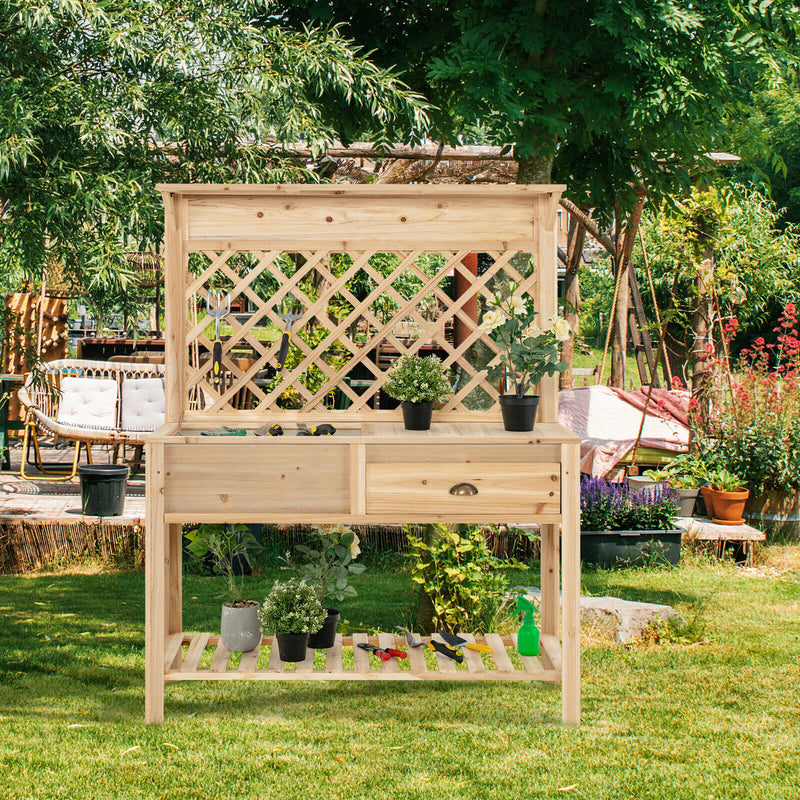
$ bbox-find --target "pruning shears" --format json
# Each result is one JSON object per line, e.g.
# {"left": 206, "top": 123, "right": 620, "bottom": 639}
{"left": 276, "top": 292, "right": 303, "bottom": 371}
{"left": 357, "top": 643, "right": 407, "bottom": 661}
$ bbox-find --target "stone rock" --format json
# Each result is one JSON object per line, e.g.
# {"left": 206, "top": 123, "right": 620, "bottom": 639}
{"left": 522, "top": 587, "right": 683, "bottom": 643}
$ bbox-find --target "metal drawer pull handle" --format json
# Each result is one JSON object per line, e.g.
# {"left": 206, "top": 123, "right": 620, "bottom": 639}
{"left": 449, "top": 483, "right": 478, "bottom": 496}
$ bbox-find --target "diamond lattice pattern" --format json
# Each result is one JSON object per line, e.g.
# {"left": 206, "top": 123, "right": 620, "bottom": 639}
{"left": 184, "top": 249, "right": 539, "bottom": 414}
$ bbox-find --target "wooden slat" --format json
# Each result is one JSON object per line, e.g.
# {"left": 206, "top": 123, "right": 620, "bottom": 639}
{"left": 209, "top": 641, "right": 233, "bottom": 673}
{"left": 325, "top": 634, "right": 344, "bottom": 673}
{"left": 266, "top": 636, "right": 283, "bottom": 671}
{"left": 540, "top": 635, "right": 562, "bottom": 673}
{"left": 181, "top": 632, "right": 210, "bottom": 673}
{"left": 238, "top": 643, "right": 261, "bottom": 675}
{"left": 405, "top": 636, "right": 427, "bottom": 676}
{"left": 378, "top": 632, "right": 399, "bottom": 673}
{"left": 163, "top": 633, "right": 183, "bottom": 672}
{"left": 352, "top": 632, "right": 370, "bottom": 673}
{"left": 296, "top": 644, "right": 316, "bottom": 672}
{"left": 484, "top": 633, "right": 515, "bottom": 673}
{"left": 511, "top": 633, "right": 543, "bottom": 673}
{"left": 460, "top": 633, "right": 487, "bottom": 675}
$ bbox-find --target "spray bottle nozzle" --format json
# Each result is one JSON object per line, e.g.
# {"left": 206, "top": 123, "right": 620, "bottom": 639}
{"left": 515, "top": 595, "right": 537, "bottom": 616}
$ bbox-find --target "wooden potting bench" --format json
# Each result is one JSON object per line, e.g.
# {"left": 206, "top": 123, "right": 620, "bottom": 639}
{"left": 146, "top": 183, "right": 580, "bottom": 724}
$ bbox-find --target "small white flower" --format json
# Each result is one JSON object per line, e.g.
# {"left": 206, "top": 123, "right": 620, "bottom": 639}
{"left": 507, "top": 295, "right": 527, "bottom": 316}
{"left": 523, "top": 322, "right": 542, "bottom": 339}
{"left": 479, "top": 309, "right": 505, "bottom": 333}
{"left": 553, "top": 317, "right": 571, "bottom": 341}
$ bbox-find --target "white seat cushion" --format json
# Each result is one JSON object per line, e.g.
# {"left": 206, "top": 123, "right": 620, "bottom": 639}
{"left": 56, "top": 377, "right": 117, "bottom": 429}
{"left": 120, "top": 377, "right": 165, "bottom": 432}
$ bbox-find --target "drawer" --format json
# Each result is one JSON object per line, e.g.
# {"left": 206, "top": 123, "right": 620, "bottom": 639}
{"left": 365, "top": 461, "right": 560, "bottom": 517}
{"left": 163, "top": 443, "right": 349, "bottom": 516}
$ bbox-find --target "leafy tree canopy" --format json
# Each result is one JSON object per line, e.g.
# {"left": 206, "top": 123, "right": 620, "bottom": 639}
{"left": 275, "top": 1, "right": 799, "bottom": 214}
{"left": 0, "top": 0, "right": 429, "bottom": 294}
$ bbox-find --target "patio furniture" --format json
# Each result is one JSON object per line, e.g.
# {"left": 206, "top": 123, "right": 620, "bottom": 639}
{"left": 17, "top": 359, "right": 165, "bottom": 481}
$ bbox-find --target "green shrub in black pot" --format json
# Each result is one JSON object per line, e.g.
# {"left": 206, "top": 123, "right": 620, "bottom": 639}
{"left": 258, "top": 579, "right": 326, "bottom": 662}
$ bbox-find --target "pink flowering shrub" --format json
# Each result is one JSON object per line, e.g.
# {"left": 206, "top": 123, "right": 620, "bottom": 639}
{"left": 694, "top": 303, "right": 800, "bottom": 494}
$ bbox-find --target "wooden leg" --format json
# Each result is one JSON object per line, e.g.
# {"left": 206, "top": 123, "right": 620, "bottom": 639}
{"left": 145, "top": 443, "right": 166, "bottom": 724}
{"left": 540, "top": 523, "right": 559, "bottom": 669}
{"left": 561, "top": 442, "right": 581, "bottom": 725}
{"left": 168, "top": 523, "right": 183, "bottom": 637}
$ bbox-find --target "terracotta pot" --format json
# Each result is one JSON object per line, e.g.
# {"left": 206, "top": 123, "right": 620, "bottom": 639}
{"left": 699, "top": 485, "right": 716, "bottom": 519}
{"left": 708, "top": 487, "right": 749, "bottom": 525}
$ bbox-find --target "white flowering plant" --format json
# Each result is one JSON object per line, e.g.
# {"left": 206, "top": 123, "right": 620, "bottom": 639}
{"left": 480, "top": 287, "right": 570, "bottom": 398}
{"left": 382, "top": 353, "right": 452, "bottom": 403}
{"left": 288, "top": 524, "right": 366, "bottom": 604}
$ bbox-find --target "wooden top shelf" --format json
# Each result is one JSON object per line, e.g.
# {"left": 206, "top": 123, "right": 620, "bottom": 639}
{"left": 156, "top": 183, "right": 566, "bottom": 196}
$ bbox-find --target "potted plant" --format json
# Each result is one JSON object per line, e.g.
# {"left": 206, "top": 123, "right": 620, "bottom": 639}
{"left": 185, "top": 523, "right": 263, "bottom": 652}
{"left": 479, "top": 285, "right": 569, "bottom": 431}
{"left": 382, "top": 353, "right": 451, "bottom": 430}
{"left": 258, "top": 578, "right": 326, "bottom": 662}
{"left": 706, "top": 468, "right": 749, "bottom": 525}
{"left": 640, "top": 453, "right": 708, "bottom": 516}
{"left": 580, "top": 476, "right": 682, "bottom": 567}
{"left": 287, "top": 523, "right": 366, "bottom": 648}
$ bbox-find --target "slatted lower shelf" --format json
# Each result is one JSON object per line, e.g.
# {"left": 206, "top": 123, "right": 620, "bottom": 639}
{"left": 164, "top": 631, "right": 562, "bottom": 683}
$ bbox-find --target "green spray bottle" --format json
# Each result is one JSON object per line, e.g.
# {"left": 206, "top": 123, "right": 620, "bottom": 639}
{"left": 514, "top": 595, "right": 540, "bottom": 657}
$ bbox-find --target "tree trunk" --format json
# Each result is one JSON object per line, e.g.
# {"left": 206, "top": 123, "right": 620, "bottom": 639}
{"left": 609, "top": 191, "right": 646, "bottom": 388}
{"left": 515, "top": 152, "right": 553, "bottom": 184}
{"left": 691, "top": 243, "right": 714, "bottom": 406}
{"left": 560, "top": 216, "right": 586, "bottom": 389}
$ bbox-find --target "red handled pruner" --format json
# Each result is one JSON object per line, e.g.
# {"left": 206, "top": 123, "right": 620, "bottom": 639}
{"left": 357, "top": 643, "right": 407, "bottom": 661}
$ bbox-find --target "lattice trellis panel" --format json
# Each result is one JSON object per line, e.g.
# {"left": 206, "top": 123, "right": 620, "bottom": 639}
{"left": 183, "top": 248, "right": 541, "bottom": 415}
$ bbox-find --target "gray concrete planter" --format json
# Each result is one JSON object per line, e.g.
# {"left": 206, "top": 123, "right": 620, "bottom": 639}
{"left": 220, "top": 600, "right": 261, "bottom": 652}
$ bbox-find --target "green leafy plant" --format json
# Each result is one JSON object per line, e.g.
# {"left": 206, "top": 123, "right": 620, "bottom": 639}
{"left": 405, "top": 524, "right": 524, "bottom": 633}
{"left": 184, "top": 524, "right": 261, "bottom": 605}
{"left": 288, "top": 524, "right": 366, "bottom": 605}
{"left": 709, "top": 469, "right": 746, "bottom": 493}
{"left": 258, "top": 578, "right": 326, "bottom": 635}
{"left": 480, "top": 286, "right": 569, "bottom": 398}
{"left": 382, "top": 353, "right": 451, "bottom": 403}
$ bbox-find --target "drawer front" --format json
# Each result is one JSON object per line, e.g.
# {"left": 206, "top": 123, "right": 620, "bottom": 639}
{"left": 163, "top": 443, "right": 349, "bottom": 515}
{"left": 365, "top": 461, "right": 560, "bottom": 517}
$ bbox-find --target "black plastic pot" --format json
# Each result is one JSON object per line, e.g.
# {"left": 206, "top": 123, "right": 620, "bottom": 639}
{"left": 78, "top": 464, "right": 128, "bottom": 516}
{"left": 275, "top": 632, "right": 310, "bottom": 663}
{"left": 307, "top": 608, "right": 340, "bottom": 649}
{"left": 401, "top": 401, "right": 434, "bottom": 430}
{"left": 498, "top": 394, "right": 539, "bottom": 431}
{"left": 580, "top": 529, "right": 681, "bottom": 568}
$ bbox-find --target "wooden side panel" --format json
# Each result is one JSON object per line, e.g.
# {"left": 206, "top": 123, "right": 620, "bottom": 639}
{"left": 162, "top": 443, "right": 349, "bottom": 515}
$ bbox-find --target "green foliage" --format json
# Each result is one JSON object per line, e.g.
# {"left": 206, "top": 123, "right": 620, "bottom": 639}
{"left": 0, "top": 1, "right": 429, "bottom": 302}
{"left": 258, "top": 578, "right": 326, "bottom": 635}
{"left": 382, "top": 353, "right": 451, "bottom": 403}
{"left": 405, "top": 524, "right": 524, "bottom": 633}
{"left": 286, "top": 524, "right": 366, "bottom": 605}
{"left": 480, "top": 286, "right": 568, "bottom": 397}
{"left": 707, "top": 469, "right": 747, "bottom": 494}
{"left": 184, "top": 524, "right": 261, "bottom": 604}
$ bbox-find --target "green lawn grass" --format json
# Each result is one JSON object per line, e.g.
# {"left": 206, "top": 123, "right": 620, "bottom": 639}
{"left": 1, "top": 551, "right": 799, "bottom": 800}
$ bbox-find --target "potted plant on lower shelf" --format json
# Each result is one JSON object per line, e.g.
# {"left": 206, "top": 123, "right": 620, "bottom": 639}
{"left": 580, "top": 476, "right": 681, "bottom": 568}
{"left": 382, "top": 352, "right": 452, "bottom": 430}
{"left": 185, "top": 523, "right": 263, "bottom": 652}
{"left": 258, "top": 578, "right": 326, "bottom": 662}
{"left": 287, "top": 524, "right": 366, "bottom": 649}
{"left": 479, "top": 285, "right": 569, "bottom": 431}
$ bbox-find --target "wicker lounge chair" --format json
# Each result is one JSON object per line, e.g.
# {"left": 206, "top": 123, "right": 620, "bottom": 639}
{"left": 17, "top": 359, "right": 165, "bottom": 481}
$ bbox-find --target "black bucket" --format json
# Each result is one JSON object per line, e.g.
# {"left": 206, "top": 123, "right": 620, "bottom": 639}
{"left": 78, "top": 464, "right": 129, "bottom": 516}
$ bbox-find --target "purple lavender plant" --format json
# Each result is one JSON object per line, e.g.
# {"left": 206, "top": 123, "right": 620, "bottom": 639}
{"left": 580, "top": 475, "right": 679, "bottom": 531}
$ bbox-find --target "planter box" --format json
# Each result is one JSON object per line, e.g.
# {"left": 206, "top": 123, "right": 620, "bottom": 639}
{"left": 581, "top": 529, "right": 682, "bottom": 568}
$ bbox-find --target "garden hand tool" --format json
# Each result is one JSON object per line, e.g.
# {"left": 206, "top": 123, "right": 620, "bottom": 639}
{"left": 199, "top": 425, "right": 246, "bottom": 436}
{"left": 357, "top": 643, "right": 391, "bottom": 661}
{"left": 206, "top": 290, "right": 231, "bottom": 386}
{"left": 254, "top": 423, "right": 283, "bottom": 436}
{"left": 276, "top": 292, "right": 303, "bottom": 371}
{"left": 427, "top": 639, "right": 464, "bottom": 664}
{"left": 395, "top": 626, "right": 426, "bottom": 647}
{"left": 436, "top": 630, "right": 493, "bottom": 654}
{"left": 297, "top": 422, "right": 337, "bottom": 436}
